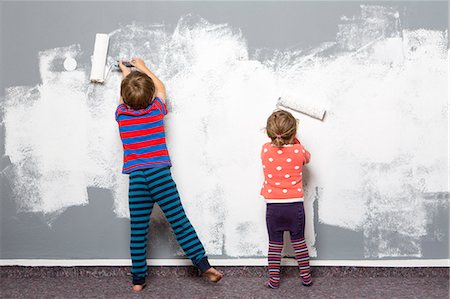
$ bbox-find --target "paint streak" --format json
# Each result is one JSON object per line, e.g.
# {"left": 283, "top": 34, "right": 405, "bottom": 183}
{"left": 2, "top": 6, "right": 448, "bottom": 258}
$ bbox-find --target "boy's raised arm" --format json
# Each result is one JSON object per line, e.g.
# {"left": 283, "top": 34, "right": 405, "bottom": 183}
{"left": 118, "top": 61, "right": 132, "bottom": 78}
{"left": 118, "top": 61, "right": 131, "bottom": 104}
{"left": 131, "top": 57, "right": 167, "bottom": 103}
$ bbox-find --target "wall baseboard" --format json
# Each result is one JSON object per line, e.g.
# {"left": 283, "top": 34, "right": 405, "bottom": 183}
{"left": 1, "top": 259, "right": 448, "bottom": 267}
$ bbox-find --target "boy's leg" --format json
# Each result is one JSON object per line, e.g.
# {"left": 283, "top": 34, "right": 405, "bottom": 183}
{"left": 266, "top": 204, "right": 284, "bottom": 289}
{"left": 129, "top": 170, "right": 155, "bottom": 285}
{"left": 145, "top": 167, "right": 211, "bottom": 273}
{"left": 290, "top": 202, "right": 312, "bottom": 286}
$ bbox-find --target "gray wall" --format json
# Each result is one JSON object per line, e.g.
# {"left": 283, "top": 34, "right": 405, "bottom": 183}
{"left": 1, "top": 1, "right": 448, "bottom": 262}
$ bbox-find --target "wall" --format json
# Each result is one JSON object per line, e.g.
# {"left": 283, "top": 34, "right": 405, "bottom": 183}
{"left": 0, "top": 1, "right": 448, "bottom": 264}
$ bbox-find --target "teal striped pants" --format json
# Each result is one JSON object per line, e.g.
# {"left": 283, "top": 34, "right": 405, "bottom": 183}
{"left": 128, "top": 167, "right": 210, "bottom": 284}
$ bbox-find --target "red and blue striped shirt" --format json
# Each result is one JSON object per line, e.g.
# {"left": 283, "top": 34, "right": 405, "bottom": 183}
{"left": 116, "top": 97, "right": 171, "bottom": 174}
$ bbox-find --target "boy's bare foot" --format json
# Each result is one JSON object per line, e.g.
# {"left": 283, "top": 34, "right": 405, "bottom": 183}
{"left": 132, "top": 284, "right": 146, "bottom": 292}
{"left": 203, "top": 267, "right": 223, "bottom": 283}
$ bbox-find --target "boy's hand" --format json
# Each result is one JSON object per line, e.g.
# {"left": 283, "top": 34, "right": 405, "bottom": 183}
{"left": 130, "top": 57, "right": 146, "bottom": 71}
{"left": 118, "top": 60, "right": 131, "bottom": 77}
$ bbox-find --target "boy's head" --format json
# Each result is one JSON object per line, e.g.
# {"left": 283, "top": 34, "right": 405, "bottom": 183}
{"left": 121, "top": 71, "right": 155, "bottom": 110}
{"left": 266, "top": 110, "right": 297, "bottom": 147}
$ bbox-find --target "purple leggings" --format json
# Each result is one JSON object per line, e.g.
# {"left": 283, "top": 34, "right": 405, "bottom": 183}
{"left": 265, "top": 201, "right": 312, "bottom": 288}
{"left": 266, "top": 202, "right": 305, "bottom": 242}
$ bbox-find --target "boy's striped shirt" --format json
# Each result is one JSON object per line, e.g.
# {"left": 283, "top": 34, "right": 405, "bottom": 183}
{"left": 116, "top": 97, "right": 171, "bottom": 174}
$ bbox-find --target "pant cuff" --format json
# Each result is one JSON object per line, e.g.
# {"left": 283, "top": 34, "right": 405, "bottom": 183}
{"left": 132, "top": 276, "right": 146, "bottom": 285}
{"left": 195, "top": 256, "right": 211, "bottom": 273}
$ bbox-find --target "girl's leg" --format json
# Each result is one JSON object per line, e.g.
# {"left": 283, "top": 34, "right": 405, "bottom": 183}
{"left": 145, "top": 167, "right": 211, "bottom": 273}
{"left": 266, "top": 204, "right": 284, "bottom": 289}
{"left": 291, "top": 238, "right": 312, "bottom": 286}
{"left": 267, "top": 240, "right": 283, "bottom": 288}
{"left": 129, "top": 170, "right": 155, "bottom": 286}
{"left": 290, "top": 202, "right": 312, "bottom": 286}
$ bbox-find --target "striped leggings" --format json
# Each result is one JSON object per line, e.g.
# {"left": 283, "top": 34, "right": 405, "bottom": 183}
{"left": 128, "top": 167, "right": 210, "bottom": 284}
{"left": 266, "top": 202, "right": 312, "bottom": 288}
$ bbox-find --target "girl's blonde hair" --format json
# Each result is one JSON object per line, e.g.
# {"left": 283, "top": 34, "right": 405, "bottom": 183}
{"left": 266, "top": 110, "right": 297, "bottom": 147}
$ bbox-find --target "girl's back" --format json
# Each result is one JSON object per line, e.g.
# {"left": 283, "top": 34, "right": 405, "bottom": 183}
{"left": 261, "top": 141, "right": 310, "bottom": 202}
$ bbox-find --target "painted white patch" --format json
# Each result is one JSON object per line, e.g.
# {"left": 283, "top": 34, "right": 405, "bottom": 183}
{"left": 3, "top": 6, "right": 448, "bottom": 258}
{"left": 306, "top": 7, "right": 448, "bottom": 258}
{"left": 63, "top": 57, "right": 77, "bottom": 71}
{"left": 5, "top": 45, "right": 90, "bottom": 214}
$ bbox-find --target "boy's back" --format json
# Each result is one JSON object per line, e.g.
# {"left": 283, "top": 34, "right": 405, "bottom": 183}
{"left": 116, "top": 97, "right": 171, "bottom": 173}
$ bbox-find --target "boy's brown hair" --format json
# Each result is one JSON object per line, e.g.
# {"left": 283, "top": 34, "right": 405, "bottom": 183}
{"left": 266, "top": 110, "right": 297, "bottom": 147}
{"left": 121, "top": 72, "right": 155, "bottom": 110}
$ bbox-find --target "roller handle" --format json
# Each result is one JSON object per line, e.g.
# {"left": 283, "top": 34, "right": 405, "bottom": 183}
{"left": 116, "top": 61, "right": 134, "bottom": 68}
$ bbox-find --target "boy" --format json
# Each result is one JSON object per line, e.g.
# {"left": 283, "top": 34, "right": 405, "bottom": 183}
{"left": 117, "top": 58, "right": 222, "bottom": 292}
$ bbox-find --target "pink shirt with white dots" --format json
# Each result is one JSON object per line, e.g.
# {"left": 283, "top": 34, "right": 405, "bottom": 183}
{"left": 260, "top": 140, "right": 311, "bottom": 203}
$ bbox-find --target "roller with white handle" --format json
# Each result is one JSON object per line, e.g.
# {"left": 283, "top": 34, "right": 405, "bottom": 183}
{"left": 90, "top": 33, "right": 110, "bottom": 83}
{"left": 277, "top": 97, "right": 326, "bottom": 121}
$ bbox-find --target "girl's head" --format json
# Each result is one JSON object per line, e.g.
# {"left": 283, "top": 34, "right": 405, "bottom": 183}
{"left": 266, "top": 110, "right": 297, "bottom": 147}
{"left": 121, "top": 71, "right": 155, "bottom": 110}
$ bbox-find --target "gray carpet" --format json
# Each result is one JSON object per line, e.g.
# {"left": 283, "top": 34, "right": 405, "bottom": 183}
{"left": 1, "top": 266, "right": 448, "bottom": 298}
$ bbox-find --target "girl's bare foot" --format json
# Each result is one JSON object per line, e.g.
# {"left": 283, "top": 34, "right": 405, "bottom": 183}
{"left": 203, "top": 267, "right": 223, "bottom": 282}
{"left": 132, "top": 284, "right": 146, "bottom": 292}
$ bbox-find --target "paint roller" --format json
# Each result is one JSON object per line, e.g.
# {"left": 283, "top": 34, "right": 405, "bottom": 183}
{"left": 277, "top": 97, "right": 326, "bottom": 121}
{"left": 90, "top": 33, "right": 136, "bottom": 83}
{"left": 90, "top": 33, "right": 110, "bottom": 83}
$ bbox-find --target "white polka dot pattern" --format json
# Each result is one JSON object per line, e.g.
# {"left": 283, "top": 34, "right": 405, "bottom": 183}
{"left": 261, "top": 142, "right": 307, "bottom": 200}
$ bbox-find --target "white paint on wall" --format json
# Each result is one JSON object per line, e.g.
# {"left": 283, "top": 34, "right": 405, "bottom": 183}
{"left": 3, "top": 6, "right": 448, "bottom": 258}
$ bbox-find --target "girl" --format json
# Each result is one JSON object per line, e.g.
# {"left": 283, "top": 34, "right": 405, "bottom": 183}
{"left": 261, "top": 110, "right": 313, "bottom": 288}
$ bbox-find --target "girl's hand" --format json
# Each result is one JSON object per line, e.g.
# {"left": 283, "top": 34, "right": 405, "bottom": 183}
{"left": 130, "top": 57, "right": 146, "bottom": 71}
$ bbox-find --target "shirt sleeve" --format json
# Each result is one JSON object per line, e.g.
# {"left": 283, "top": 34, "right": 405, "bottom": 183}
{"left": 153, "top": 97, "right": 168, "bottom": 116}
{"left": 115, "top": 104, "right": 128, "bottom": 121}
{"left": 302, "top": 145, "right": 311, "bottom": 164}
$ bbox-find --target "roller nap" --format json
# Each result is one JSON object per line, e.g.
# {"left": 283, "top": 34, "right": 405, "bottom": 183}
{"left": 277, "top": 97, "right": 326, "bottom": 121}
